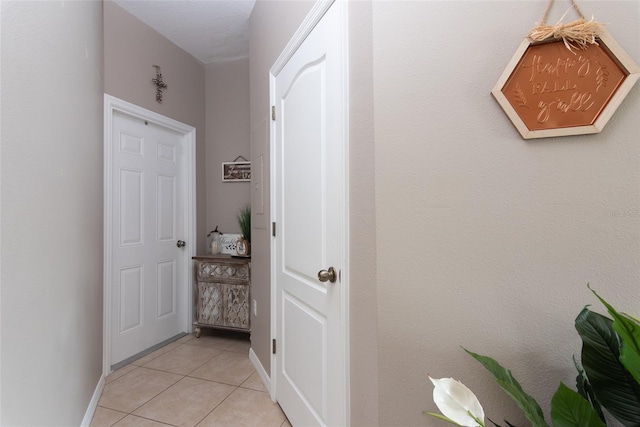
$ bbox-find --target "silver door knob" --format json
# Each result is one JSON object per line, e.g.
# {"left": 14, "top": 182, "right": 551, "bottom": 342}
{"left": 317, "top": 267, "right": 337, "bottom": 283}
{"left": 177, "top": 240, "right": 186, "bottom": 248}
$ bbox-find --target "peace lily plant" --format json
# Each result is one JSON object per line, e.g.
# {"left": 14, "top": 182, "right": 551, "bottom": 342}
{"left": 427, "top": 286, "right": 640, "bottom": 427}
{"left": 427, "top": 376, "right": 486, "bottom": 427}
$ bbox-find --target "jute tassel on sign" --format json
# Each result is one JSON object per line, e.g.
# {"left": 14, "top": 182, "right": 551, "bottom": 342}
{"left": 528, "top": 0, "right": 603, "bottom": 51}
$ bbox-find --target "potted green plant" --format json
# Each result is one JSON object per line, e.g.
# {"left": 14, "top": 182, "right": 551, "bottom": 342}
{"left": 236, "top": 205, "right": 251, "bottom": 256}
{"left": 427, "top": 285, "right": 640, "bottom": 427}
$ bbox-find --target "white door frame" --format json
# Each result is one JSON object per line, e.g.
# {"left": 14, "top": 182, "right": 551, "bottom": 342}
{"left": 269, "top": 0, "right": 350, "bottom": 423}
{"left": 102, "top": 94, "right": 197, "bottom": 375}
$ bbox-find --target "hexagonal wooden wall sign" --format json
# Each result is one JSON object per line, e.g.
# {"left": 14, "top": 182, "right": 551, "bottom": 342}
{"left": 492, "top": 29, "right": 640, "bottom": 139}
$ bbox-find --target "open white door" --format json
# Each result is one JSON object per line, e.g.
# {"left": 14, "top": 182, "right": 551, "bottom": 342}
{"left": 104, "top": 96, "right": 196, "bottom": 370}
{"left": 271, "top": 1, "right": 349, "bottom": 426}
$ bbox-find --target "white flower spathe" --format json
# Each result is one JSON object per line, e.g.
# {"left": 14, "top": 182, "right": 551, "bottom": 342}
{"left": 429, "top": 376, "right": 485, "bottom": 427}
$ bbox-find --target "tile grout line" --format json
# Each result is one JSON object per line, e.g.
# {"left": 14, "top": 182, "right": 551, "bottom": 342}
{"left": 192, "top": 384, "right": 241, "bottom": 427}
{"left": 97, "top": 334, "right": 254, "bottom": 426}
{"left": 104, "top": 368, "right": 140, "bottom": 386}
{"left": 108, "top": 354, "right": 250, "bottom": 424}
{"left": 104, "top": 348, "right": 247, "bottom": 394}
{"left": 126, "top": 372, "right": 188, "bottom": 421}
{"left": 184, "top": 371, "right": 256, "bottom": 389}
{"left": 133, "top": 348, "right": 224, "bottom": 377}
{"left": 189, "top": 375, "right": 272, "bottom": 427}
{"left": 129, "top": 341, "right": 190, "bottom": 366}
{"left": 126, "top": 412, "right": 180, "bottom": 427}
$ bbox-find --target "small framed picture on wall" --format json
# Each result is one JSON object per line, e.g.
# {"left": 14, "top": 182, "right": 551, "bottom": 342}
{"left": 222, "top": 161, "right": 251, "bottom": 182}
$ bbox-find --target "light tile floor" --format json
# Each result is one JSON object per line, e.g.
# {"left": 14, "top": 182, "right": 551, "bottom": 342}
{"left": 91, "top": 330, "right": 291, "bottom": 427}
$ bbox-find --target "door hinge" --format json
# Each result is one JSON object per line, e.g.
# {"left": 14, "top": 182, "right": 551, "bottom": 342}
{"left": 271, "top": 106, "right": 276, "bottom": 121}
{"left": 272, "top": 338, "right": 277, "bottom": 354}
{"left": 272, "top": 222, "right": 276, "bottom": 237}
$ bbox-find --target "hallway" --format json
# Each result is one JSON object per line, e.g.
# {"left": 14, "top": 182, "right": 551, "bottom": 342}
{"left": 91, "top": 331, "right": 289, "bottom": 427}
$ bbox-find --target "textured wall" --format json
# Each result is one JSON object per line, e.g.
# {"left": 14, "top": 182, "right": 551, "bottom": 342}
{"left": 348, "top": 1, "right": 380, "bottom": 425}
{"left": 205, "top": 59, "right": 251, "bottom": 236}
{"left": 246, "top": 2, "right": 640, "bottom": 426}
{"left": 248, "top": 0, "right": 315, "bottom": 378}
{"left": 372, "top": 1, "right": 640, "bottom": 425}
{"left": 248, "top": 3, "right": 381, "bottom": 425}
{"left": 0, "top": 0, "right": 104, "bottom": 424}
{"left": 103, "top": 0, "right": 207, "bottom": 252}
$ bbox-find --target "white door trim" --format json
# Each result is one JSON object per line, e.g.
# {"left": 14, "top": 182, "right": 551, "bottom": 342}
{"left": 269, "top": 0, "right": 350, "bottom": 423}
{"left": 103, "top": 94, "right": 196, "bottom": 375}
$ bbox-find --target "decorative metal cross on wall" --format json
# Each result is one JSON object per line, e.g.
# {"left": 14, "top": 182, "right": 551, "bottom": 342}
{"left": 152, "top": 65, "right": 167, "bottom": 103}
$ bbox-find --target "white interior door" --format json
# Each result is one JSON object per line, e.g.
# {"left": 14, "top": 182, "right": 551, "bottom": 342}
{"left": 272, "top": 2, "right": 348, "bottom": 426}
{"left": 110, "top": 111, "right": 187, "bottom": 366}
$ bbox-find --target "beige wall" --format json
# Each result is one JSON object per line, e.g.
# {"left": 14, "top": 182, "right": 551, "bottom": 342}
{"left": 248, "top": 0, "right": 315, "bottom": 378}
{"left": 373, "top": 1, "right": 640, "bottom": 425}
{"left": 205, "top": 59, "right": 251, "bottom": 235}
{"left": 347, "top": 2, "right": 380, "bottom": 425}
{"left": 0, "top": 0, "right": 104, "bottom": 424}
{"left": 250, "top": 1, "right": 640, "bottom": 426}
{"left": 103, "top": 0, "right": 207, "bottom": 252}
{"left": 248, "top": 2, "right": 380, "bottom": 424}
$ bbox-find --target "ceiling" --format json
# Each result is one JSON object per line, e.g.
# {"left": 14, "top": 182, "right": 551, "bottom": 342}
{"left": 113, "top": 0, "right": 256, "bottom": 64}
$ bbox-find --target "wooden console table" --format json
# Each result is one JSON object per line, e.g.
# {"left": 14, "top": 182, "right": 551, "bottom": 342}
{"left": 192, "top": 255, "right": 251, "bottom": 337}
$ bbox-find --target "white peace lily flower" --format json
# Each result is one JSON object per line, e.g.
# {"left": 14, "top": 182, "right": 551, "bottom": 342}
{"left": 429, "top": 376, "right": 485, "bottom": 427}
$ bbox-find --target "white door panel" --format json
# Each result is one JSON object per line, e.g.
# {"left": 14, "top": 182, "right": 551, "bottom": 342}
{"left": 282, "top": 294, "right": 327, "bottom": 417}
{"left": 119, "top": 265, "right": 143, "bottom": 333}
{"left": 273, "top": 2, "right": 348, "bottom": 426}
{"left": 157, "top": 260, "right": 176, "bottom": 319}
{"left": 119, "top": 168, "right": 143, "bottom": 246}
{"left": 111, "top": 111, "right": 185, "bottom": 365}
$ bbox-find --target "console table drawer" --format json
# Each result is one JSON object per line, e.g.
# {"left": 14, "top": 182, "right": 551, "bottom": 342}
{"left": 197, "top": 261, "right": 249, "bottom": 283}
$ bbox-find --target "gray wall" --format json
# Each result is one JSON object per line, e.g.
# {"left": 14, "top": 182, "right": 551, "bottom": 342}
{"left": 249, "top": 0, "right": 315, "bottom": 378}
{"left": 205, "top": 59, "right": 251, "bottom": 236}
{"left": 248, "top": 2, "right": 380, "bottom": 424}
{"left": 250, "top": 1, "right": 640, "bottom": 426}
{"left": 0, "top": 1, "right": 104, "bottom": 424}
{"left": 103, "top": 0, "right": 207, "bottom": 252}
{"left": 372, "top": 1, "right": 640, "bottom": 425}
{"left": 347, "top": 2, "right": 380, "bottom": 425}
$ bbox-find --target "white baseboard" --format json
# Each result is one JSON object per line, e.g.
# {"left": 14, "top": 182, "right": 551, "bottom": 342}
{"left": 249, "top": 347, "right": 273, "bottom": 400}
{"left": 80, "top": 375, "right": 105, "bottom": 427}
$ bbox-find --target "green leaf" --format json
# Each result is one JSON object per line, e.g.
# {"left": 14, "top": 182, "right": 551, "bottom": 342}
{"left": 620, "top": 343, "right": 640, "bottom": 386}
{"left": 589, "top": 285, "right": 640, "bottom": 354}
{"left": 575, "top": 307, "right": 640, "bottom": 425}
{"left": 589, "top": 286, "right": 640, "bottom": 387}
{"left": 463, "top": 348, "right": 549, "bottom": 427}
{"left": 424, "top": 411, "right": 464, "bottom": 426}
{"left": 550, "top": 383, "right": 606, "bottom": 427}
{"left": 627, "top": 314, "right": 640, "bottom": 324}
{"left": 573, "top": 355, "right": 604, "bottom": 421}
{"left": 236, "top": 205, "right": 251, "bottom": 242}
